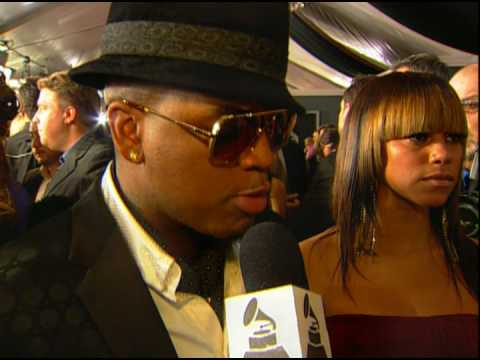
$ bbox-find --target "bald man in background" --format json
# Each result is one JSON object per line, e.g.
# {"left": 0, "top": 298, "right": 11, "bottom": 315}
{"left": 450, "top": 64, "right": 478, "bottom": 243}
{"left": 450, "top": 63, "right": 478, "bottom": 192}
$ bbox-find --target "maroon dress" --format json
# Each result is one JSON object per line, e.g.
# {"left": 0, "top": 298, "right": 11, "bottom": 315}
{"left": 326, "top": 314, "right": 478, "bottom": 358}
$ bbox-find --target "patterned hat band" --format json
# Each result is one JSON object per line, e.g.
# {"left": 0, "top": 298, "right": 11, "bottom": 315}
{"left": 101, "top": 21, "right": 286, "bottom": 81}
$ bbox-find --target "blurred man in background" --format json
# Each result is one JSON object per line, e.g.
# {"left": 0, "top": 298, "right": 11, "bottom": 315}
{"left": 450, "top": 63, "right": 478, "bottom": 191}
{"left": 31, "top": 71, "right": 113, "bottom": 204}
{"left": 450, "top": 63, "right": 478, "bottom": 242}
{"left": 5, "top": 78, "right": 40, "bottom": 184}
{"left": 389, "top": 52, "right": 449, "bottom": 81}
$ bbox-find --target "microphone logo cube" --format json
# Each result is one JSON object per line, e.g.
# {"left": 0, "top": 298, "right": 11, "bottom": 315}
{"left": 225, "top": 285, "right": 331, "bottom": 358}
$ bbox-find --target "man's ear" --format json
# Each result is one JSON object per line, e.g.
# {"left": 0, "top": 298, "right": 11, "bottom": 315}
{"left": 63, "top": 105, "right": 78, "bottom": 125}
{"left": 107, "top": 100, "right": 144, "bottom": 163}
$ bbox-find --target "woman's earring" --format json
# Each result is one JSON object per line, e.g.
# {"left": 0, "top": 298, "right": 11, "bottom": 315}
{"left": 442, "top": 207, "right": 459, "bottom": 263}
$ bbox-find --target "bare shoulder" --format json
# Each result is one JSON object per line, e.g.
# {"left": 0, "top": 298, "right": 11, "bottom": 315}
{"left": 300, "top": 227, "right": 340, "bottom": 294}
{"left": 300, "top": 227, "right": 338, "bottom": 262}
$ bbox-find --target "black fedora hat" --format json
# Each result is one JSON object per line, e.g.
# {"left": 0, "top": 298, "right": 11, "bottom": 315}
{"left": 69, "top": 2, "right": 304, "bottom": 114}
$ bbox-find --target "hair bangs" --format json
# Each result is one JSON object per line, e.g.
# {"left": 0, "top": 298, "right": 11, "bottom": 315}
{"left": 381, "top": 79, "right": 468, "bottom": 141}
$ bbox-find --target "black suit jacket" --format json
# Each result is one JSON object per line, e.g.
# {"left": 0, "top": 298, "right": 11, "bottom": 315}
{"left": 43, "top": 126, "right": 113, "bottom": 203}
{"left": 282, "top": 139, "right": 308, "bottom": 198}
{"left": 287, "top": 153, "right": 336, "bottom": 241}
{"left": 4, "top": 126, "right": 37, "bottom": 184}
{"left": 0, "top": 181, "right": 178, "bottom": 357}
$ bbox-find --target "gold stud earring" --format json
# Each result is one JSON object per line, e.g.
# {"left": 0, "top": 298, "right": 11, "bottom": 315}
{"left": 129, "top": 149, "right": 139, "bottom": 162}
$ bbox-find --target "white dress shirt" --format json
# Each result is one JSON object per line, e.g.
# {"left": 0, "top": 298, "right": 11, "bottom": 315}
{"left": 101, "top": 163, "right": 245, "bottom": 357}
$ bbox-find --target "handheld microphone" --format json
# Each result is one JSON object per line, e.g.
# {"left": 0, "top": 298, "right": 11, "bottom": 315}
{"left": 225, "top": 222, "right": 331, "bottom": 358}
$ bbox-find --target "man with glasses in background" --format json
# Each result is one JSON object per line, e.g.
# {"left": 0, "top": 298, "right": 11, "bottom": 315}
{"left": 450, "top": 63, "right": 478, "bottom": 243}
{"left": 0, "top": 3, "right": 302, "bottom": 357}
{"left": 450, "top": 63, "right": 478, "bottom": 191}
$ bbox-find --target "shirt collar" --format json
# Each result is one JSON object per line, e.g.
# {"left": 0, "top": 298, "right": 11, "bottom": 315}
{"left": 101, "top": 162, "right": 181, "bottom": 302}
{"left": 59, "top": 152, "right": 67, "bottom": 165}
{"left": 59, "top": 128, "right": 94, "bottom": 165}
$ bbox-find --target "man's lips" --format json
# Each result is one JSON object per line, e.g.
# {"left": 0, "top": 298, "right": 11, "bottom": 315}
{"left": 233, "top": 183, "right": 271, "bottom": 215}
{"left": 236, "top": 183, "right": 271, "bottom": 197}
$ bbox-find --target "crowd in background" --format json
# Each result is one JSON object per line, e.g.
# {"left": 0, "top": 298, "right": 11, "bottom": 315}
{"left": 1, "top": 71, "right": 113, "bottom": 241}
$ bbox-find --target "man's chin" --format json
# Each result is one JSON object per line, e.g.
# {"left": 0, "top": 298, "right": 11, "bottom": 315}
{"left": 210, "top": 217, "right": 255, "bottom": 240}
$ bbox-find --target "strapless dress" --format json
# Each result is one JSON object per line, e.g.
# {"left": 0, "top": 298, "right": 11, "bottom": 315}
{"left": 326, "top": 314, "right": 478, "bottom": 358}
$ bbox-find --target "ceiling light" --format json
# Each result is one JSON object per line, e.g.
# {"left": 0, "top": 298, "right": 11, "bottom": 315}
{"left": 7, "top": 79, "right": 23, "bottom": 90}
{"left": 0, "top": 41, "right": 9, "bottom": 52}
{"left": 290, "top": 2, "right": 305, "bottom": 13}
{"left": 0, "top": 65, "right": 14, "bottom": 80}
{"left": 96, "top": 112, "right": 108, "bottom": 126}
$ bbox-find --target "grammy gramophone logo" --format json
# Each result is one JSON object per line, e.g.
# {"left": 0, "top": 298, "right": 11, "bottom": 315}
{"left": 242, "top": 298, "right": 290, "bottom": 358}
{"left": 303, "top": 294, "right": 327, "bottom": 358}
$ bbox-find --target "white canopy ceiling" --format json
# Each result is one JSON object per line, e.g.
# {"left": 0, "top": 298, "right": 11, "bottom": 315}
{"left": 1, "top": 2, "right": 478, "bottom": 95}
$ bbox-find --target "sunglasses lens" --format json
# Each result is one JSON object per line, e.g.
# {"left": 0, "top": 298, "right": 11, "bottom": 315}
{"left": 262, "top": 111, "right": 290, "bottom": 150}
{"left": 211, "top": 115, "right": 258, "bottom": 165}
{"left": 210, "top": 110, "right": 292, "bottom": 166}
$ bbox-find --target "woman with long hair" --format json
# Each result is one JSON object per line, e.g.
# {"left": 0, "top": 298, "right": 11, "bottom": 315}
{"left": 300, "top": 72, "right": 478, "bottom": 357}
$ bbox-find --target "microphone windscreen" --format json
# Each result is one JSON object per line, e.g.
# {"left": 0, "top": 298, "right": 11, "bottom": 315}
{"left": 240, "top": 222, "right": 308, "bottom": 292}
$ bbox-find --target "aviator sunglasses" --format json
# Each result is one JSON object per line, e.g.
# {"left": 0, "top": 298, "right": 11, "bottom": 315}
{"left": 461, "top": 96, "right": 478, "bottom": 114}
{"left": 118, "top": 99, "right": 296, "bottom": 166}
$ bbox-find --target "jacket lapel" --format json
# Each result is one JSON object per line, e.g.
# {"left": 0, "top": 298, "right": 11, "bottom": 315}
{"left": 45, "top": 130, "right": 93, "bottom": 196}
{"left": 45, "top": 154, "right": 78, "bottom": 196}
{"left": 8, "top": 128, "right": 35, "bottom": 183}
{"left": 69, "top": 182, "right": 177, "bottom": 357}
{"left": 17, "top": 153, "right": 34, "bottom": 184}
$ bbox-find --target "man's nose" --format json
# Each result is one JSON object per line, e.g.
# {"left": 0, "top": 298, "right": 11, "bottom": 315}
{"left": 239, "top": 131, "right": 274, "bottom": 171}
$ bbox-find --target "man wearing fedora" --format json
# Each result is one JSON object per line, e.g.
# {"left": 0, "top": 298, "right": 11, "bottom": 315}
{"left": 0, "top": 3, "right": 303, "bottom": 357}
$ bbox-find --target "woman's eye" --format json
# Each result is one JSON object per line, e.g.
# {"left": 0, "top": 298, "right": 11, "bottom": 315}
{"left": 446, "top": 133, "right": 466, "bottom": 143}
{"left": 407, "top": 133, "right": 428, "bottom": 143}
